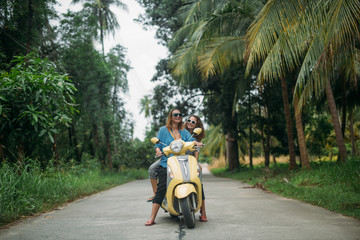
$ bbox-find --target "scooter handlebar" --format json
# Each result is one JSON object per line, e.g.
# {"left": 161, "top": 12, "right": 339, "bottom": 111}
{"left": 154, "top": 153, "right": 165, "bottom": 159}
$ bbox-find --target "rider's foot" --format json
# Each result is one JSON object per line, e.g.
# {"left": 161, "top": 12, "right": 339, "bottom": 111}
{"left": 199, "top": 215, "right": 208, "bottom": 222}
{"left": 147, "top": 195, "right": 155, "bottom": 202}
{"left": 145, "top": 220, "right": 156, "bottom": 226}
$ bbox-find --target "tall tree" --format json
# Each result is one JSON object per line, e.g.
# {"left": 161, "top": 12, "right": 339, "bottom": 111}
{"left": 139, "top": 95, "right": 152, "bottom": 118}
{"left": 0, "top": 0, "right": 57, "bottom": 66}
{"left": 72, "top": 0, "right": 128, "bottom": 55}
{"left": 169, "top": 0, "right": 261, "bottom": 170}
{"left": 59, "top": 9, "right": 130, "bottom": 167}
{"left": 245, "top": 0, "right": 360, "bottom": 163}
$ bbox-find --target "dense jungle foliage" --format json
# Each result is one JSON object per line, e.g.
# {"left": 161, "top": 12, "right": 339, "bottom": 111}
{"left": 0, "top": 0, "right": 359, "bottom": 226}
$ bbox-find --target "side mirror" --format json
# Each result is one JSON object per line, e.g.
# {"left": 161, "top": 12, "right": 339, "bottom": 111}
{"left": 193, "top": 128, "right": 202, "bottom": 136}
{"left": 151, "top": 137, "right": 160, "bottom": 144}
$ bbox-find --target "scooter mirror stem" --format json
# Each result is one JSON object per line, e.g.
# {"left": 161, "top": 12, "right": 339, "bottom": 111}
{"left": 151, "top": 137, "right": 167, "bottom": 146}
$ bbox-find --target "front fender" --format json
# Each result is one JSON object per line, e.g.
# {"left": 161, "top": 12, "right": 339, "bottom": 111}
{"left": 174, "top": 184, "right": 196, "bottom": 199}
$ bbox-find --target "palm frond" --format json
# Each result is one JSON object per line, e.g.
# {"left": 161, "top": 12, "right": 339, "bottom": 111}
{"left": 317, "top": 0, "right": 360, "bottom": 48}
{"left": 180, "top": 0, "right": 228, "bottom": 24}
{"left": 203, "top": 124, "right": 226, "bottom": 157}
{"left": 169, "top": 21, "right": 203, "bottom": 52}
{"left": 170, "top": 42, "right": 198, "bottom": 82}
{"left": 245, "top": 0, "right": 305, "bottom": 76}
{"left": 295, "top": 0, "right": 360, "bottom": 108}
{"left": 197, "top": 37, "right": 245, "bottom": 78}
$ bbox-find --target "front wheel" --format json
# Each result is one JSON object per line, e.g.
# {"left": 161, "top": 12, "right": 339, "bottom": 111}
{"left": 179, "top": 197, "right": 195, "bottom": 229}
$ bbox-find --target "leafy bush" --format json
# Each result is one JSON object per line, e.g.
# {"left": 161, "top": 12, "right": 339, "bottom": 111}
{"left": 0, "top": 53, "right": 77, "bottom": 164}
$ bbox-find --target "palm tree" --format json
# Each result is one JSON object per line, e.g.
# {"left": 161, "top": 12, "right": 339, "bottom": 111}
{"left": 171, "top": 0, "right": 359, "bottom": 166}
{"left": 73, "top": 0, "right": 128, "bottom": 55}
{"left": 170, "top": 0, "right": 301, "bottom": 169}
{"left": 139, "top": 95, "right": 152, "bottom": 118}
{"left": 169, "top": 0, "right": 261, "bottom": 170}
{"left": 245, "top": 0, "right": 360, "bottom": 163}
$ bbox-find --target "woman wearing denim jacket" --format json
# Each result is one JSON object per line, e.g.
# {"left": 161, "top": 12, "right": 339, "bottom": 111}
{"left": 145, "top": 109, "right": 202, "bottom": 226}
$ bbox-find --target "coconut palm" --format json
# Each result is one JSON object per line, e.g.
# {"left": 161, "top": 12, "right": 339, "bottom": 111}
{"left": 139, "top": 95, "right": 152, "bottom": 118}
{"left": 73, "top": 0, "right": 128, "bottom": 55}
{"left": 170, "top": 0, "right": 260, "bottom": 80}
{"left": 245, "top": 0, "right": 360, "bottom": 163}
{"left": 170, "top": 0, "right": 262, "bottom": 170}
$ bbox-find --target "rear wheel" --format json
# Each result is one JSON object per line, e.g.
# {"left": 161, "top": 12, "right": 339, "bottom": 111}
{"left": 179, "top": 197, "right": 195, "bottom": 229}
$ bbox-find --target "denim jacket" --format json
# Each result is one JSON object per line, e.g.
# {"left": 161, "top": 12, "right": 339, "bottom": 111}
{"left": 155, "top": 126, "right": 195, "bottom": 167}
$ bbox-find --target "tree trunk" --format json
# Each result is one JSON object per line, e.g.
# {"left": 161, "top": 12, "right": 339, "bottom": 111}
{"left": 349, "top": 110, "right": 357, "bottom": 157}
{"left": 259, "top": 104, "right": 264, "bottom": 159}
{"left": 341, "top": 79, "right": 347, "bottom": 137}
{"left": 53, "top": 134, "right": 59, "bottom": 163}
{"left": 105, "top": 129, "right": 112, "bottom": 169}
{"left": 26, "top": 0, "right": 33, "bottom": 54}
{"left": 264, "top": 116, "right": 270, "bottom": 168}
{"left": 293, "top": 92, "right": 311, "bottom": 169}
{"left": 248, "top": 89, "right": 253, "bottom": 169}
{"left": 17, "top": 141, "right": 25, "bottom": 174}
{"left": 260, "top": 105, "right": 265, "bottom": 165}
{"left": 68, "top": 124, "right": 81, "bottom": 162}
{"left": 273, "top": 155, "right": 277, "bottom": 165}
{"left": 226, "top": 131, "right": 239, "bottom": 171}
{"left": 93, "top": 123, "right": 99, "bottom": 157}
{"left": 264, "top": 92, "right": 270, "bottom": 168}
{"left": 280, "top": 77, "right": 297, "bottom": 169}
{"left": 294, "top": 101, "right": 311, "bottom": 169}
{"left": 325, "top": 80, "right": 347, "bottom": 162}
{"left": 99, "top": 10, "right": 105, "bottom": 55}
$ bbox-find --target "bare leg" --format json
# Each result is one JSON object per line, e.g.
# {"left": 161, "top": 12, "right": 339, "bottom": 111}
{"left": 148, "top": 203, "right": 161, "bottom": 222}
{"left": 150, "top": 178, "right": 157, "bottom": 196}
{"left": 200, "top": 200, "right": 207, "bottom": 218}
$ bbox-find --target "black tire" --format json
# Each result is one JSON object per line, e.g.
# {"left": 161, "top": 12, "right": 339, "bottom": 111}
{"left": 179, "top": 197, "right": 195, "bottom": 229}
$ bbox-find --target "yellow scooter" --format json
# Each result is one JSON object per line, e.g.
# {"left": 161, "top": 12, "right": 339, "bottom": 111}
{"left": 151, "top": 128, "right": 203, "bottom": 229}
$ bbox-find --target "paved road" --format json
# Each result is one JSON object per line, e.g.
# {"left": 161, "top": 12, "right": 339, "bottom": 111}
{"left": 1, "top": 166, "right": 359, "bottom": 240}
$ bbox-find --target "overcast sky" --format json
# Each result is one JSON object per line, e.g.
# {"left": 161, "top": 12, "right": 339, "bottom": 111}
{"left": 56, "top": 0, "right": 169, "bottom": 140}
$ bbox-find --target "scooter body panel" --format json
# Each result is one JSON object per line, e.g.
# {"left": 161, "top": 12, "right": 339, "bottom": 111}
{"left": 162, "top": 154, "right": 202, "bottom": 216}
{"left": 174, "top": 183, "right": 196, "bottom": 199}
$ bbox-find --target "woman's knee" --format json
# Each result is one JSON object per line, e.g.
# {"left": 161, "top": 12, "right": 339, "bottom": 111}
{"left": 148, "top": 160, "right": 160, "bottom": 179}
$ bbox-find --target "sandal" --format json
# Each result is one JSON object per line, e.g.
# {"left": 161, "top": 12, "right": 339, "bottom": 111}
{"left": 145, "top": 220, "right": 156, "bottom": 226}
{"left": 147, "top": 195, "right": 155, "bottom": 202}
{"left": 199, "top": 216, "right": 208, "bottom": 222}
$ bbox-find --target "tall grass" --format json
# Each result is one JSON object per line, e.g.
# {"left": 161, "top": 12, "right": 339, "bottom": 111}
{"left": 211, "top": 157, "right": 360, "bottom": 219}
{"left": 0, "top": 159, "right": 148, "bottom": 226}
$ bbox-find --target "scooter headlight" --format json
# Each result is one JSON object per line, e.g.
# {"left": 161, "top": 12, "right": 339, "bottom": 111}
{"left": 170, "top": 141, "right": 184, "bottom": 153}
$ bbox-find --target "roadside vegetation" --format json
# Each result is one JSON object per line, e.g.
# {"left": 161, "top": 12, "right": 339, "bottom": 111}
{"left": 0, "top": 160, "right": 147, "bottom": 226}
{"left": 211, "top": 157, "right": 360, "bottom": 220}
{"left": 1, "top": 0, "right": 359, "bottom": 231}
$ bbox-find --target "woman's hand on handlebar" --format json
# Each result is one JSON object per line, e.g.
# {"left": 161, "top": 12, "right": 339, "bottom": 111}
{"left": 194, "top": 141, "right": 204, "bottom": 147}
{"left": 155, "top": 148, "right": 162, "bottom": 157}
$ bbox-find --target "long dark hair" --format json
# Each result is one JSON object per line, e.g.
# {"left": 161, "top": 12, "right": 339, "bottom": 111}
{"left": 185, "top": 115, "right": 205, "bottom": 141}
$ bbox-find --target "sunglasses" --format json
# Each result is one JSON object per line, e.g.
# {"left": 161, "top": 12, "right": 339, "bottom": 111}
{"left": 172, "top": 113, "right": 183, "bottom": 117}
{"left": 187, "top": 119, "right": 196, "bottom": 125}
